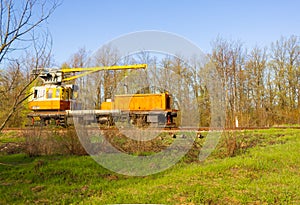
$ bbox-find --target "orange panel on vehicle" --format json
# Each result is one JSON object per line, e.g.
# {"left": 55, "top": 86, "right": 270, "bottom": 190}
{"left": 29, "top": 100, "right": 70, "bottom": 110}
{"left": 114, "top": 93, "right": 167, "bottom": 111}
{"left": 101, "top": 102, "right": 113, "bottom": 110}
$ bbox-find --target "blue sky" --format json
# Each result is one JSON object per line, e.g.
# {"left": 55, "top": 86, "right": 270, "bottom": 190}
{"left": 47, "top": 0, "right": 300, "bottom": 65}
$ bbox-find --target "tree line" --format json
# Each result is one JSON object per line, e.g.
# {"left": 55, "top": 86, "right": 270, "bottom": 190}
{"left": 55, "top": 35, "right": 300, "bottom": 128}
{"left": 210, "top": 35, "right": 300, "bottom": 127}
{"left": 1, "top": 35, "right": 299, "bottom": 129}
{"left": 0, "top": 2, "right": 299, "bottom": 130}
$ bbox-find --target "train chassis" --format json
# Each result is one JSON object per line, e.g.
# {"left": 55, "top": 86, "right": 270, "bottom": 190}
{"left": 27, "top": 110, "right": 177, "bottom": 128}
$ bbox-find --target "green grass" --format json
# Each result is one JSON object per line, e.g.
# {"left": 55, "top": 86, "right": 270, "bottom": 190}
{"left": 0, "top": 129, "right": 299, "bottom": 204}
{"left": 0, "top": 131, "right": 25, "bottom": 144}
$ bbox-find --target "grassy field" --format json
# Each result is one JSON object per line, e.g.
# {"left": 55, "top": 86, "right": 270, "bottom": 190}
{"left": 0, "top": 128, "right": 299, "bottom": 204}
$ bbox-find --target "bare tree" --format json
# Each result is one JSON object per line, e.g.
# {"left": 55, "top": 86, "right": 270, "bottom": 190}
{"left": 0, "top": 0, "right": 59, "bottom": 62}
{"left": 66, "top": 47, "right": 91, "bottom": 109}
{"left": 0, "top": 0, "right": 59, "bottom": 131}
{"left": 210, "top": 37, "right": 245, "bottom": 128}
{"left": 245, "top": 46, "right": 268, "bottom": 126}
{"left": 269, "top": 35, "right": 300, "bottom": 124}
{"left": 93, "top": 44, "right": 120, "bottom": 103}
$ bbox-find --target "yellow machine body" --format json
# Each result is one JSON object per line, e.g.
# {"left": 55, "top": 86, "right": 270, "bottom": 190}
{"left": 28, "top": 85, "right": 72, "bottom": 110}
{"left": 101, "top": 93, "right": 171, "bottom": 111}
{"left": 28, "top": 64, "right": 147, "bottom": 112}
{"left": 100, "top": 101, "right": 113, "bottom": 110}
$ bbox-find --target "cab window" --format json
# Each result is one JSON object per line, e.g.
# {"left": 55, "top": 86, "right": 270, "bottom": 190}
{"left": 34, "top": 89, "right": 38, "bottom": 98}
{"left": 47, "top": 89, "right": 53, "bottom": 99}
{"left": 55, "top": 88, "right": 60, "bottom": 98}
{"left": 61, "top": 88, "right": 65, "bottom": 100}
{"left": 65, "top": 89, "right": 70, "bottom": 100}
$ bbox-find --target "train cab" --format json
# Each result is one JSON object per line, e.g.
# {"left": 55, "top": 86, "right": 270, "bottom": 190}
{"left": 28, "top": 85, "right": 73, "bottom": 111}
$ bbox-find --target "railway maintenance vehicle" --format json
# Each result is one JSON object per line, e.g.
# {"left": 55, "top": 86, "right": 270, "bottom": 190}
{"left": 27, "top": 64, "right": 178, "bottom": 127}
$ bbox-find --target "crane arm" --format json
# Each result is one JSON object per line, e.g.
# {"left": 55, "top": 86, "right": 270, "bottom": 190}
{"left": 61, "top": 64, "right": 147, "bottom": 73}
{"left": 61, "top": 64, "right": 147, "bottom": 82}
{"left": 37, "top": 64, "right": 147, "bottom": 84}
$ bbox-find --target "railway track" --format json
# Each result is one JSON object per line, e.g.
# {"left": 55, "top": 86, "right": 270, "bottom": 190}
{"left": 2, "top": 126, "right": 300, "bottom": 133}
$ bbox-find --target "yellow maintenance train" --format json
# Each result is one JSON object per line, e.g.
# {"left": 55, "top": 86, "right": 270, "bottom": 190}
{"left": 27, "top": 64, "right": 178, "bottom": 127}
